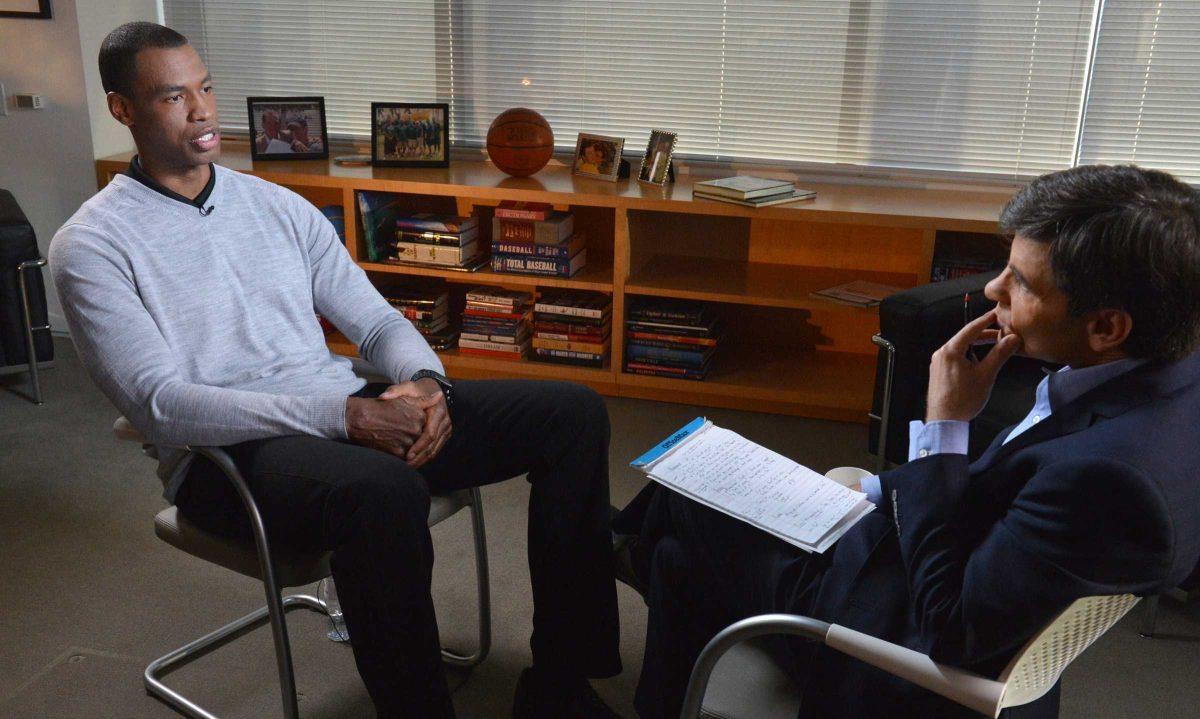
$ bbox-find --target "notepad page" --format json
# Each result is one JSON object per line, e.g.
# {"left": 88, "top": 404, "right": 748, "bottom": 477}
{"left": 644, "top": 425, "right": 869, "bottom": 549}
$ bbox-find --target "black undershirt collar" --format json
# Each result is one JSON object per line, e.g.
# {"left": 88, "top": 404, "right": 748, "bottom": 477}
{"left": 125, "top": 155, "right": 216, "bottom": 209}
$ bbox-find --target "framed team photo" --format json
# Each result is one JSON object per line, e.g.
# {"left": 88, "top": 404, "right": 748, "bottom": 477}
{"left": 246, "top": 96, "right": 329, "bottom": 161}
{"left": 572, "top": 133, "right": 624, "bottom": 181}
{"left": 371, "top": 103, "right": 450, "bottom": 168}
{"left": 0, "top": 0, "right": 51, "bottom": 18}
{"left": 638, "top": 129, "right": 678, "bottom": 185}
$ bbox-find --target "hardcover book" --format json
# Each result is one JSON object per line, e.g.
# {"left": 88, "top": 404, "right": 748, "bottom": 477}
{"left": 692, "top": 188, "right": 816, "bottom": 208}
{"left": 398, "top": 227, "right": 480, "bottom": 247}
{"left": 533, "top": 348, "right": 605, "bottom": 368}
{"left": 494, "top": 200, "right": 554, "bottom": 221}
{"left": 395, "top": 213, "right": 479, "bottom": 234}
{"left": 535, "top": 290, "right": 612, "bottom": 319}
{"left": 393, "top": 240, "right": 479, "bottom": 266}
{"left": 465, "top": 286, "right": 533, "bottom": 309}
{"left": 493, "top": 212, "right": 575, "bottom": 245}
{"left": 693, "top": 175, "right": 795, "bottom": 200}
{"left": 491, "top": 249, "right": 587, "bottom": 278}
{"left": 493, "top": 232, "right": 585, "bottom": 260}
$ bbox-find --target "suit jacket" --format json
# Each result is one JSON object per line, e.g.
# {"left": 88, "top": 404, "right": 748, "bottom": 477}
{"left": 797, "top": 350, "right": 1200, "bottom": 717}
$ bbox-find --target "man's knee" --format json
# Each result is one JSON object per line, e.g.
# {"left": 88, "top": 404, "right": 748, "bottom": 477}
{"left": 330, "top": 464, "right": 432, "bottom": 530}
{"left": 548, "top": 381, "right": 610, "bottom": 442}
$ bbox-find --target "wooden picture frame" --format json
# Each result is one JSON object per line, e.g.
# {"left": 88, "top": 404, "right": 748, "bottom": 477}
{"left": 638, "top": 129, "right": 678, "bottom": 185}
{"left": 572, "top": 133, "right": 625, "bottom": 181}
{"left": 246, "top": 96, "right": 329, "bottom": 161}
{"left": 371, "top": 102, "right": 450, "bottom": 168}
{"left": 0, "top": 0, "right": 51, "bottom": 18}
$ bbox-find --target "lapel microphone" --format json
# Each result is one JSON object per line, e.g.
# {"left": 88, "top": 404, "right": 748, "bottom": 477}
{"left": 199, "top": 204, "right": 215, "bottom": 216}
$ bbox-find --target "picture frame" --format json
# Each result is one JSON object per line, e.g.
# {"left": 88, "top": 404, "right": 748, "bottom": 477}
{"left": 638, "top": 129, "right": 678, "bottom": 185}
{"left": 246, "top": 96, "right": 329, "bottom": 161}
{"left": 0, "top": 0, "right": 51, "bottom": 18}
{"left": 371, "top": 102, "right": 450, "bottom": 168}
{"left": 572, "top": 133, "right": 625, "bottom": 181}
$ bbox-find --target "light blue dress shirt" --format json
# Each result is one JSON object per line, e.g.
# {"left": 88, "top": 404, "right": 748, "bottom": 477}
{"left": 860, "top": 357, "right": 1144, "bottom": 506}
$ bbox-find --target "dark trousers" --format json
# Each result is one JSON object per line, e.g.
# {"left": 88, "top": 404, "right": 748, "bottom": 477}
{"left": 175, "top": 379, "right": 621, "bottom": 718}
{"left": 627, "top": 486, "right": 829, "bottom": 719}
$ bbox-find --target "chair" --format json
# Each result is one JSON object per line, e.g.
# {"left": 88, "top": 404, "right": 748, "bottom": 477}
{"left": 678, "top": 468, "right": 1141, "bottom": 719}
{"left": 115, "top": 388, "right": 492, "bottom": 718}
{"left": 0, "top": 189, "right": 54, "bottom": 404}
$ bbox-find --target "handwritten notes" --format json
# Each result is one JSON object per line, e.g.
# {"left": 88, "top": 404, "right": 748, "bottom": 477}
{"left": 635, "top": 420, "right": 873, "bottom": 553}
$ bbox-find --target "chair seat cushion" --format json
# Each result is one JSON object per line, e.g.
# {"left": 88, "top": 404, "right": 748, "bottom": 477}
{"left": 701, "top": 639, "right": 801, "bottom": 719}
{"left": 155, "top": 490, "right": 471, "bottom": 587}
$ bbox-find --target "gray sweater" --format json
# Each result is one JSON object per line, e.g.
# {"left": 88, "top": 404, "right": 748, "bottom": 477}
{"left": 49, "top": 165, "right": 443, "bottom": 501}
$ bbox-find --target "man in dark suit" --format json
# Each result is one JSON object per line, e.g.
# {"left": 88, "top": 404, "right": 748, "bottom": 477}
{"left": 625, "top": 164, "right": 1200, "bottom": 718}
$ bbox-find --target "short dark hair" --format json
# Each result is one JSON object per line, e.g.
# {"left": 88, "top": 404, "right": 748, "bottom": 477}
{"left": 98, "top": 22, "right": 188, "bottom": 96}
{"left": 1000, "top": 164, "right": 1200, "bottom": 361}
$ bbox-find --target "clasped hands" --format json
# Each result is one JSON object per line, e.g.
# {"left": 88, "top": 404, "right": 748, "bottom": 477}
{"left": 926, "top": 308, "right": 1024, "bottom": 423}
{"left": 345, "top": 378, "right": 451, "bottom": 468}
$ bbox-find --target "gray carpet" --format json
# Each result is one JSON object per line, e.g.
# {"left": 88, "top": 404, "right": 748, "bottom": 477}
{"left": 0, "top": 337, "right": 1196, "bottom": 718}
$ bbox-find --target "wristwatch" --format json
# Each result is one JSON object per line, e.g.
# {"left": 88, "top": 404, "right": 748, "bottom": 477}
{"left": 410, "top": 369, "right": 454, "bottom": 409}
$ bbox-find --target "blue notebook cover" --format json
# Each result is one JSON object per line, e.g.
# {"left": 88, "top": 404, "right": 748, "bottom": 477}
{"left": 631, "top": 416, "right": 708, "bottom": 468}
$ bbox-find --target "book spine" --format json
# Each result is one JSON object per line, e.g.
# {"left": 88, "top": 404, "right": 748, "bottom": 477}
{"left": 495, "top": 208, "right": 550, "bottom": 221}
{"left": 394, "top": 240, "right": 478, "bottom": 265}
{"left": 395, "top": 218, "right": 477, "bottom": 233}
{"left": 391, "top": 306, "right": 442, "bottom": 321}
{"left": 535, "top": 318, "right": 610, "bottom": 332}
{"left": 625, "top": 364, "right": 707, "bottom": 380}
{"left": 495, "top": 217, "right": 534, "bottom": 242}
{"left": 490, "top": 252, "right": 583, "bottom": 277}
{"left": 493, "top": 241, "right": 577, "bottom": 259}
{"left": 463, "top": 308, "right": 530, "bottom": 321}
{"left": 627, "top": 330, "right": 716, "bottom": 346}
{"left": 625, "top": 338, "right": 710, "bottom": 352}
{"left": 626, "top": 344, "right": 710, "bottom": 368}
{"left": 458, "top": 347, "right": 527, "bottom": 361}
{"left": 533, "top": 348, "right": 605, "bottom": 367}
{"left": 399, "top": 227, "right": 479, "bottom": 247}
{"left": 532, "top": 337, "right": 610, "bottom": 354}
{"left": 534, "top": 330, "right": 608, "bottom": 342}
{"left": 534, "top": 302, "right": 607, "bottom": 319}
{"left": 464, "top": 290, "right": 526, "bottom": 307}
{"left": 461, "top": 331, "right": 525, "bottom": 344}
{"left": 459, "top": 338, "right": 528, "bottom": 353}
{"left": 629, "top": 308, "right": 704, "bottom": 323}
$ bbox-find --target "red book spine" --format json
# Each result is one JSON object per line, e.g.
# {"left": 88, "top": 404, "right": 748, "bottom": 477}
{"left": 459, "top": 347, "right": 528, "bottom": 360}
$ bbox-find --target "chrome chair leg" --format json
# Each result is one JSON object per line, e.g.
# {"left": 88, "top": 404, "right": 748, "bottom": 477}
{"left": 441, "top": 486, "right": 492, "bottom": 667}
{"left": 1139, "top": 595, "right": 1161, "bottom": 638}
{"left": 17, "top": 257, "right": 49, "bottom": 405}
{"left": 144, "top": 594, "right": 328, "bottom": 719}
{"left": 870, "top": 334, "right": 896, "bottom": 474}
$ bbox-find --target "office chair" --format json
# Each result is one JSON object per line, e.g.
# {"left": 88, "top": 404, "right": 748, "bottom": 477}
{"left": 114, "top": 363, "right": 491, "bottom": 719}
{"left": 676, "top": 467, "right": 1140, "bottom": 719}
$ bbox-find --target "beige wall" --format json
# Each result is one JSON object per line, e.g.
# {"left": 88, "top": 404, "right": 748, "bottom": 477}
{"left": 0, "top": 0, "right": 158, "bottom": 332}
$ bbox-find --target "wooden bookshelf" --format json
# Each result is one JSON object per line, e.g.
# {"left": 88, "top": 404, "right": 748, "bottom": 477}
{"left": 97, "top": 142, "right": 1012, "bottom": 423}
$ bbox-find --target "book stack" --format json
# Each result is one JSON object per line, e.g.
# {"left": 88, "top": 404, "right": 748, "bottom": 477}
{"left": 531, "top": 291, "right": 612, "bottom": 368}
{"left": 459, "top": 286, "right": 533, "bottom": 360}
{"left": 384, "top": 285, "right": 458, "bottom": 350}
{"left": 490, "top": 200, "right": 587, "bottom": 278}
{"left": 624, "top": 298, "right": 720, "bottom": 381}
{"left": 692, "top": 176, "right": 815, "bottom": 208}
{"left": 388, "top": 213, "right": 487, "bottom": 271}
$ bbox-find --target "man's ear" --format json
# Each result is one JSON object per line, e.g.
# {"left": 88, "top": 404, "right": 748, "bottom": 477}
{"left": 107, "top": 92, "right": 134, "bottom": 127}
{"left": 1086, "top": 308, "right": 1133, "bottom": 354}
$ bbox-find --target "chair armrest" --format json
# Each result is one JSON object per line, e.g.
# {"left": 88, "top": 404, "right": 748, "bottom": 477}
{"left": 681, "top": 614, "right": 1005, "bottom": 719}
{"left": 187, "top": 445, "right": 288, "bottom": 593}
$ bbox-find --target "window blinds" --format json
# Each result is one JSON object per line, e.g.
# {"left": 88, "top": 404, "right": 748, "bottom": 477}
{"left": 1077, "top": 1, "right": 1200, "bottom": 183}
{"left": 163, "top": 0, "right": 1193, "bottom": 182}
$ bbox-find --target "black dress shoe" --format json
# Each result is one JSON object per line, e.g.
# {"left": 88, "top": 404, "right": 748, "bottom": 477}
{"left": 512, "top": 667, "right": 624, "bottom": 719}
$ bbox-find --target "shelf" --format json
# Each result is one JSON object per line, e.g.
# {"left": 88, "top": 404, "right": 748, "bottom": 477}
{"left": 626, "top": 255, "right": 918, "bottom": 311}
{"left": 360, "top": 260, "right": 614, "bottom": 292}
{"left": 97, "top": 142, "right": 1010, "bottom": 233}
{"left": 619, "top": 345, "right": 876, "bottom": 423}
{"left": 326, "top": 332, "right": 617, "bottom": 390}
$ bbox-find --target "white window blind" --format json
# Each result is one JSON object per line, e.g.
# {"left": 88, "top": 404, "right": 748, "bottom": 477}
{"left": 1077, "top": 1, "right": 1200, "bottom": 183}
{"left": 163, "top": 0, "right": 1177, "bottom": 181}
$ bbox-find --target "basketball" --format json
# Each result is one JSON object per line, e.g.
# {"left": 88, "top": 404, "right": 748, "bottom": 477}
{"left": 486, "top": 108, "right": 555, "bottom": 177}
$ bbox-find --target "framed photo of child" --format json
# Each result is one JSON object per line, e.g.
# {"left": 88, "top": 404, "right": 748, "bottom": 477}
{"left": 572, "top": 133, "right": 624, "bottom": 181}
{"left": 371, "top": 102, "right": 450, "bottom": 168}
{"left": 638, "top": 129, "right": 677, "bottom": 185}
{"left": 246, "top": 97, "right": 329, "bottom": 161}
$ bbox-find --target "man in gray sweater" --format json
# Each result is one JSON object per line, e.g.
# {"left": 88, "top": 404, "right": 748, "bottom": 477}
{"left": 50, "top": 22, "right": 620, "bottom": 719}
